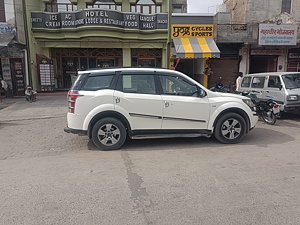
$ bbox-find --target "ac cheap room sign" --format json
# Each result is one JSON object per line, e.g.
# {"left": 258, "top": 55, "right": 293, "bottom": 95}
{"left": 259, "top": 24, "right": 297, "bottom": 45}
{"left": 31, "top": 9, "right": 168, "bottom": 30}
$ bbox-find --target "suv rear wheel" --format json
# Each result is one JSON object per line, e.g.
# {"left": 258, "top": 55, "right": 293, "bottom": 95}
{"left": 92, "top": 117, "right": 126, "bottom": 150}
{"left": 214, "top": 113, "right": 246, "bottom": 144}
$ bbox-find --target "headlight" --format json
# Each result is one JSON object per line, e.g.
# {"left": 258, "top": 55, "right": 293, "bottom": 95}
{"left": 243, "top": 99, "right": 255, "bottom": 108}
{"left": 287, "top": 95, "right": 298, "bottom": 101}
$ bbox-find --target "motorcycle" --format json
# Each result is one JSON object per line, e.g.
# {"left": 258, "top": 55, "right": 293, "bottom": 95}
{"left": 209, "top": 79, "right": 230, "bottom": 93}
{"left": 241, "top": 91, "right": 281, "bottom": 125}
{"left": 209, "top": 85, "right": 230, "bottom": 93}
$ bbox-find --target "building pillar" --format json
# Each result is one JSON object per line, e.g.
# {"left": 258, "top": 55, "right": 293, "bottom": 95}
{"left": 77, "top": 0, "right": 86, "bottom": 10}
{"left": 123, "top": 0, "right": 131, "bottom": 12}
{"left": 123, "top": 48, "right": 131, "bottom": 66}
{"left": 162, "top": 44, "right": 168, "bottom": 68}
{"left": 203, "top": 58, "right": 209, "bottom": 87}
{"left": 203, "top": 75, "right": 208, "bottom": 87}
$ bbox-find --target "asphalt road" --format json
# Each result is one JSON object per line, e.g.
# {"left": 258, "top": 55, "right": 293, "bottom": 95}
{"left": 0, "top": 95, "right": 300, "bottom": 225}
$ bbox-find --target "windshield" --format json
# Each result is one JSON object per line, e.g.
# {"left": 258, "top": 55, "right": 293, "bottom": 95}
{"left": 282, "top": 74, "right": 300, "bottom": 89}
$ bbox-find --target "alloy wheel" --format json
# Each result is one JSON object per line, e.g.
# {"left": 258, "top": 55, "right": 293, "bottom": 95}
{"left": 98, "top": 123, "right": 121, "bottom": 146}
{"left": 221, "top": 118, "right": 242, "bottom": 140}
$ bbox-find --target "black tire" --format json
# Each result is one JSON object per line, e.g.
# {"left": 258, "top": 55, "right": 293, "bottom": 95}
{"left": 276, "top": 111, "right": 285, "bottom": 119}
{"left": 261, "top": 111, "right": 276, "bottom": 125}
{"left": 92, "top": 117, "right": 126, "bottom": 150}
{"left": 214, "top": 113, "right": 247, "bottom": 144}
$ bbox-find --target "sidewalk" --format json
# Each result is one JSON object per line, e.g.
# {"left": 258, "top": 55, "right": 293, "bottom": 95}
{"left": 0, "top": 91, "right": 68, "bottom": 111}
{"left": 0, "top": 97, "right": 23, "bottom": 110}
{"left": 37, "top": 91, "right": 68, "bottom": 96}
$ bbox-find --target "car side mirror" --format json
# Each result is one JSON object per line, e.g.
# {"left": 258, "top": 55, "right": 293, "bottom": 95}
{"left": 198, "top": 88, "right": 206, "bottom": 98}
{"left": 278, "top": 84, "right": 283, "bottom": 90}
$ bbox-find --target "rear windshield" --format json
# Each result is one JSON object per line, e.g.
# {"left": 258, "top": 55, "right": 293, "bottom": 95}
{"left": 282, "top": 73, "right": 300, "bottom": 89}
{"left": 71, "top": 73, "right": 87, "bottom": 90}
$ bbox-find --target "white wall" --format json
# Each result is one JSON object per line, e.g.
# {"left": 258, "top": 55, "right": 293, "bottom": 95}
{"left": 277, "top": 54, "right": 286, "bottom": 72}
{"left": 239, "top": 45, "right": 249, "bottom": 74}
{"left": 247, "top": 0, "right": 300, "bottom": 22}
{"left": 4, "top": 0, "right": 15, "bottom": 26}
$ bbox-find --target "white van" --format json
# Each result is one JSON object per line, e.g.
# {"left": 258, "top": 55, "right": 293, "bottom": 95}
{"left": 239, "top": 72, "right": 300, "bottom": 114}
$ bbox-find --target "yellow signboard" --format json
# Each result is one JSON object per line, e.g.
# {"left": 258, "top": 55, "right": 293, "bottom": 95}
{"left": 172, "top": 24, "right": 214, "bottom": 38}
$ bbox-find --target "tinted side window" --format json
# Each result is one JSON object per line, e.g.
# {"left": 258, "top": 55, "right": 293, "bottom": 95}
{"left": 81, "top": 75, "right": 113, "bottom": 91}
{"left": 251, "top": 77, "right": 265, "bottom": 89}
{"left": 241, "top": 77, "right": 251, "bottom": 88}
{"left": 268, "top": 76, "right": 281, "bottom": 88}
{"left": 159, "top": 75, "right": 198, "bottom": 97}
{"left": 71, "top": 73, "right": 88, "bottom": 90}
{"left": 122, "top": 74, "right": 156, "bottom": 94}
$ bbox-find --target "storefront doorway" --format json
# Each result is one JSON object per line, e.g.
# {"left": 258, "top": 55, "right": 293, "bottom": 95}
{"left": 51, "top": 48, "right": 122, "bottom": 89}
{"left": 249, "top": 56, "right": 277, "bottom": 73}
{"left": 131, "top": 49, "right": 162, "bottom": 68}
{"left": 137, "top": 58, "right": 156, "bottom": 67}
{"left": 62, "top": 57, "right": 78, "bottom": 89}
{"left": 96, "top": 58, "right": 115, "bottom": 68}
{"left": 10, "top": 58, "right": 25, "bottom": 96}
{"left": 287, "top": 49, "right": 300, "bottom": 72}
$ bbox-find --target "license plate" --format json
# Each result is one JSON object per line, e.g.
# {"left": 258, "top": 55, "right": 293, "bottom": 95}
{"left": 273, "top": 106, "right": 280, "bottom": 114}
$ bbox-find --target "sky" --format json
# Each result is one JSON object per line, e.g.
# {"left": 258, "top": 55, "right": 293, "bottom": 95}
{"left": 187, "top": 0, "right": 224, "bottom": 14}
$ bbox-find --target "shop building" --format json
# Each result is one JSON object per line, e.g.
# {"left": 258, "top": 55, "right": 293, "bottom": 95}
{"left": 26, "top": 0, "right": 170, "bottom": 91}
{"left": 171, "top": 0, "right": 187, "bottom": 13}
{"left": 0, "top": 0, "right": 26, "bottom": 96}
{"left": 287, "top": 48, "right": 300, "bottom": 72}
{"left": 217, "top": 0, "right": 300, "bottom": 78}
{"left": 171, "top": 14, "right": 220, "bottom": 87}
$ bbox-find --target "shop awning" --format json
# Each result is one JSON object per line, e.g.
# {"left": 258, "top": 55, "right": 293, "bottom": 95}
{"left": 0, "top": 31, "right": 15, "bottom": 47}
{"left": 0, "top": 39, "right": 13, "bottom": 47}
{"left": 173, "top": 38, "right": 220, "bottom": 58}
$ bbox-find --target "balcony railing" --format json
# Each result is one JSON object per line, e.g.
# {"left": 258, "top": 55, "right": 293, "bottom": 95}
{"left": 216, "top": 23, "right": 257, "bottom": 43}
{"left": 86, "top": 4, "right": 122, "bottom": 11}
{"left": 45, "top": 3, "right": 77, "bottom": 12}
{"left": 217, "top": 24, "right": 247, "bottom": 31}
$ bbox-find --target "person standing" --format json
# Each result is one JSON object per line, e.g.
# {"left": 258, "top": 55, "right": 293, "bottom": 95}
{"left": 0, "top": 79, "right": 9, "bottom": 98}
{"left": 235, "top": 72, "right": 243, "bottom": 92}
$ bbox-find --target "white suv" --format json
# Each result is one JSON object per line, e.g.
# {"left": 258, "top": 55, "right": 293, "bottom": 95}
{"left": 64, "top": 68, "right": 258, "bottom": 150}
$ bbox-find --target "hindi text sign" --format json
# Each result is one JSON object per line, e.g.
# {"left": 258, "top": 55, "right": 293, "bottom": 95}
{"left": 259, "top": 24, "right": 297, "bottom": 46}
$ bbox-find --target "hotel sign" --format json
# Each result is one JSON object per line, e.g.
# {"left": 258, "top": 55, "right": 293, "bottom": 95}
{"left": 172, "top": 24, "right": 214, "bottom": 38}
{"left": 259, "top": 24, "right": 297, "bottom": 45}
{"left": 31, "top": 9, "right": 168, "bottom": 30}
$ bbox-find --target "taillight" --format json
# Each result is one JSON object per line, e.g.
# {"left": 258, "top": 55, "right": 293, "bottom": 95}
{"left": 68, "top": 90, "right": 83, "bottom": 113}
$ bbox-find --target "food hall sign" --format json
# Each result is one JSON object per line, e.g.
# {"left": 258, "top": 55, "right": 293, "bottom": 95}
{"left": 31, "top": 9, "right": 168, "bottom": 30}
{"left": 172, "top": 24, "right": 214, "bottom": 38}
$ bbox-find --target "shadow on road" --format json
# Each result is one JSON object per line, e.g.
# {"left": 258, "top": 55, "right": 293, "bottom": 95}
{"left": 241, "top": 127, "right": 295, "bottom": 147}
{"left": 86, "top": 126, "right": 294, "bottom": 151}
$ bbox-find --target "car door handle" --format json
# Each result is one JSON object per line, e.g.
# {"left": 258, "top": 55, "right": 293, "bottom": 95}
{"left": 266, "top": 91, "right": 269, "bottom": 93}
{"left": 165, "top": 102, "right": 169, "bottom": 108}
{"left": 116, "top": 97, "right": 120, "bottom": 103}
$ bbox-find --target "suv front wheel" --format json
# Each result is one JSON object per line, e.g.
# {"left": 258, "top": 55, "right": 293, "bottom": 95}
{"left": 214, "top": 113, "right": 246, "bottom": 144}
{"left": 92, "top": 117, "right": 127, "bottom": 150}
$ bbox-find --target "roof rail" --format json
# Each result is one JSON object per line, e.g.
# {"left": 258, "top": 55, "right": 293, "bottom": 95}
{"left": 79, "top": 66, "right": 165, "bottom": 71}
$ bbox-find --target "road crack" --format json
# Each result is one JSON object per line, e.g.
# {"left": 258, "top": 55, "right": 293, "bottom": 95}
{"left": 0, "top": 115, "right": 65, "bottom": 123}
{"left": 121, "top": 150, "right": 155, "bottom": 224}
